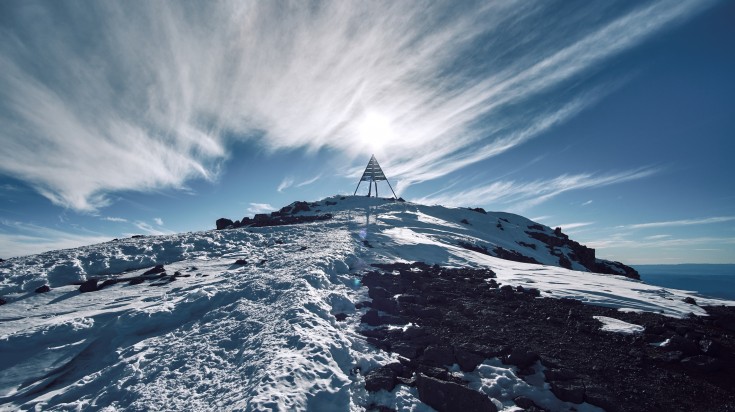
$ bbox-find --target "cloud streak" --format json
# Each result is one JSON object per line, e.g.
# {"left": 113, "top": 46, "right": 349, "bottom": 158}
{"left": 0, "top": 0, "right": 713, "bottom": 211}
{"left": 622, "top": 216, "right": 735, "bottom": 229}
{"left": 413, "top": 167, "right": 659, "bottom": 211}
{"left": 0, "top": 220, "right": 110, "bottom": 258}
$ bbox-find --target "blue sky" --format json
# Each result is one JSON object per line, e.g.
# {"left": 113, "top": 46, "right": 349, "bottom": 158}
{"left": 1, "top": 0, "right": 733, "bottom": 264}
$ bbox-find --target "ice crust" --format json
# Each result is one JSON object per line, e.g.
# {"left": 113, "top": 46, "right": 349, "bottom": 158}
{"left": 0, "top": 196, "right": 731, "bottom": 410}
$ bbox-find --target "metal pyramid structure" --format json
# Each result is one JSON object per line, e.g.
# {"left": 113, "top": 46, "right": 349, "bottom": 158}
{"left": 354, "top": 155, "right": 397, "bottom": 198}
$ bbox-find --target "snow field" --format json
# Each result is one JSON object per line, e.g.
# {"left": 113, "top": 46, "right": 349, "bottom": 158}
{"left": 1, "top": 196, "right": 733, "bottom": 410}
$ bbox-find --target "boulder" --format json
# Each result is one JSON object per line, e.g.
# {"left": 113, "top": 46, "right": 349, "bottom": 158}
{"left": 143, "top": 265, "right": 166, "bottom": 276}
{"left": 128, "top": 277, "right": 145, "bottom": 285}
{"left": 234, "top": 259, "right": 248, "bottom": 265}
{"left": 292, "top": 201, "right": 311, "bottom": 213}
{"left": 334, "top": 313, "right": 348, "bottom": 321}
{"left": 0, "top": 297, "right": 6, "bottom": 305}
{"left": 365, "top": 363, "right": 401, "bottom": 392}
{"left": 34, "top": 285, "right": 51, "bottom": 293}
{"left": 551, "top": 380, "right": 585, "bottom": 404}
{"left": 79, "top": 279, "right": 98, "bottom": 293}
{"left": 455, "top": 349, "right": 485, "bottom": 372}
{"left": 253, "top": 214, "right": 269, "bottom": 222}
{"left": 215, "top": 218, "right": 234, "bottom": 230}
{"left": 423, "top": 345, "right": 455, "bottom": 367}
{"left": 416, "top": 374, "right": 497, "bottom": 412}
{"left": 504, "top": 347, "right": 539, "bottom": 369}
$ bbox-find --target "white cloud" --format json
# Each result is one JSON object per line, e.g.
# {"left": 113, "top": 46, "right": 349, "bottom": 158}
{"left": 154, "top": 217, "right": 164, "bottom": 226}
{"left": 102, "top": 216, "right": 127, "bottom": 223}
{"left": 247, "top": 203, "right": 274, "bottom": 214}
{"left": 277, "top": 174, "right": 322, "bottom": 192}
{"left": 0, "top": 220, "right": 110, "bottom": 258}
{"left": 555, "top": 222, "right": 595, "bottom": 230}
{"left": 132, "top": 221, "right": 171, "bottom": 236}
{"left": 413, "top": 167, "right": 658, "bottom": 211}
{"left": 582, "top": 200, "right": 594, "bottom": 206}
{"left": 277, "top": 178, "right": 294, "bottom": 193}
{"left": 622, "top": 216, "right": 735, "bottom": 230}
{"left": 0, "top": 1, "right": 711, "bottom": 211}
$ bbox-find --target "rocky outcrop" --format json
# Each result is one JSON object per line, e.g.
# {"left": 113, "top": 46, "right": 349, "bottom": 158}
{"left": 216, "top": 218, "right": 234, "bottom": 230}
{"left": 34, "top": 285, "right": 50, "bottom": 293}
{"left": 79, "top": 279, "right": 98, "bottom": 293}
{"left": 525, "top": 226, "right": 639, "bottom": 279}
{"left": 359, "top": 262, "right": 735, "bottom": 411}
{"left": 215, "top": 200, "right": 332, "bottom": 230}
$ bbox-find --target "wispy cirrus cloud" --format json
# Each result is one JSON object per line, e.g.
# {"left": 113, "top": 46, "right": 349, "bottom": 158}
{"left": 413, "top": 167, "right": 659, "bottom": 211}
{"left": 556, "top": 222, "right": 595, "bottom": 231}
{"left": 621, "top": 216, "right": 735, "bottom": 230}
{"left": 277, "top": 174, "right": 321, "bottom": 193}
{"left": 0, "top": 220, "right": 110, "bottom": 258}
{"left": 132, "top": 221, "right": 172, "bottom": 236}
{"left": 0, "top": 0, "right": 713, "bottom": 211}
{"left": 102, "top": 216, "right": 127, "bottom": 223}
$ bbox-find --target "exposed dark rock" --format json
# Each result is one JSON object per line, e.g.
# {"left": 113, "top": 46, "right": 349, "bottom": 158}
{"left": 292, "top": 201, "right": 311, "bottom": 213}
{"left": 517, "top": 241, "right": 536, "bottom": 250}
{"left": 457, "top": 241, "right": 540, "bottom": 264}
{"left": 99, "top": 279, "right": 118, "bottom": 289}
{"left": 254, "top": 213, "right": 269, "bottom": 222}
{"left": 680, "top": 355, "right": 722, "bottom": 372}
{"left": 422, "top": 345, "right": 454, "bottom": 367}
{"left": 550, "top": 380, "right": 585, "bottom": 404}
{"left": 234, "top": 259, "right": 248, "bottom": 265}
{"left": 0, "top": 258, "right": 4, "bottom": 263}
{"left": 365, "top": 364, "right": 401, "bottom": 392}
{"left": 143, "top": 265, "right": 166, "bottom": 276}
{"left": 358, "top": 262, "right": 735, "bottom": 411}
{"left": 79, "top": 279, "right": 98, "bottom": 293}
{"left": 504, "top": 347, "right": 539, "bottom": 369}
{"left": 514, "top": 396, "right": 547, "bottom": 411}
{"left": 131, "top": 235, "right": 144, "bottom": 239}
{"left": 334, "top": 313, "right": 348, "bottom": 321}
{"left": 662, "top": 334, "right": 700, "bottom": 356}
{"left": 216, "top": 218, "right": 234, "bottom": 230}
{"left": 460, "top": 219, "right": 470, "bottom": 225}
{"left": 455, "top": 349, "right": 485, "bottom": 372}
{"left": 0, "top": 297, "right": 6, "bottom": 305}
{"left": 34, "top": 285, "right": 51, "bottom": 293}
{"left": 469, "top": 207, "right": 487, "bottom": 214}
{"left": 684, "top": 297, "right": 698, "bottom": 305}
{"left": 128, "top": 277, "right": 145, "bottom": 285}
{"left": 416, "top": 374, "right": 497, "bottom": 412}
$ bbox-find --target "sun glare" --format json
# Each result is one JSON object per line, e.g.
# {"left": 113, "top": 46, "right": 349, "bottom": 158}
{"left": 356, "top": 111, "right": 394, "bottom": 150}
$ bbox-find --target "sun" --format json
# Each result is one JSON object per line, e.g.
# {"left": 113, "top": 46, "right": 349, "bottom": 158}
{"left": 356, "top": 111, "right": 394, "bottom": 151}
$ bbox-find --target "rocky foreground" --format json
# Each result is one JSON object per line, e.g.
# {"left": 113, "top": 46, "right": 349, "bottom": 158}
{"left": 357, "top": 262, "right": 735, "bottom": 412}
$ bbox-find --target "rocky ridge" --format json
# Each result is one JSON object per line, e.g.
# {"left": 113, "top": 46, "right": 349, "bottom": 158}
{"left": 358, "top": 262, "right": 735, "bottom": 412}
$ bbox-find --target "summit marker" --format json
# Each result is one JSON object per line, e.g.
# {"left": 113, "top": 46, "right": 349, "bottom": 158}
{"left": 354, "top": 155, "right": 397, "bottom": 199}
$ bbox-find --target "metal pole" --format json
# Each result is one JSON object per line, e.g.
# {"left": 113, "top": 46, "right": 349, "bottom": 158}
{"left": 386, "top": 179, "right": 398, "bottom": 199}
{"left": 367, "top": 179, "right": 372, "bottom": 197}
{"left": 353, "top": 180, "right": 361, "bottom": 196}
{"left": 375, "top": 180, "right": 378, "bottom": 198}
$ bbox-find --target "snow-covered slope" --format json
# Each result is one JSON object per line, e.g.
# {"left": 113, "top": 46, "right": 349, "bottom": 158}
{"left": 0, "top": 196, "right": 732, "bottom": 410}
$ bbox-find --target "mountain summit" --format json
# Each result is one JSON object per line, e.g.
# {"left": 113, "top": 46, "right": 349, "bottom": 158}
{"left": 0, "top": 196, "right": 733, "bottom": 410}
